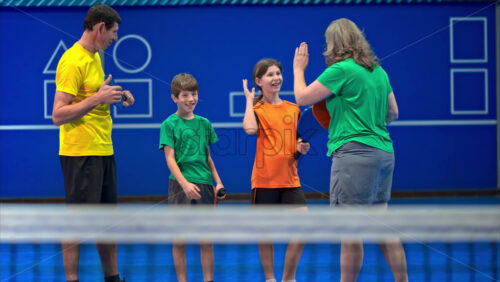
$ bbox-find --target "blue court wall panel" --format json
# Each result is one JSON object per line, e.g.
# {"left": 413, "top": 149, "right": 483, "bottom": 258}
{"left": 0, "top": 3, "right": 497, "bottom": 197}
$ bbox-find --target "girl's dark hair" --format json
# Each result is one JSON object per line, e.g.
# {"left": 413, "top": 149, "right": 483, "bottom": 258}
{"left": 252, "top": 58, "right": 282, "bottom": 105}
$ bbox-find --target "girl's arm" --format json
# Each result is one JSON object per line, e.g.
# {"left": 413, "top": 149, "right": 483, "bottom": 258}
{"left": 242, "top": 79, "right": 258, "bottom": 135}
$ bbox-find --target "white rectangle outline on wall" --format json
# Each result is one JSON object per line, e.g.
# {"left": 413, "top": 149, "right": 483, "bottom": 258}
{"left": 450, "top": 68, "right": 488, "bottom": 115}
{"left": 44, "top": 80, "right": 55, "bottom": 119}
{"left": 450, "top": 17, "right": 488, "bottom": 63}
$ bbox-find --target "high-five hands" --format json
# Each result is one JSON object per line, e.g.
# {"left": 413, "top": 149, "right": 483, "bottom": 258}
{"left": 293, "top": 42, "right": 309, "bottom": 73}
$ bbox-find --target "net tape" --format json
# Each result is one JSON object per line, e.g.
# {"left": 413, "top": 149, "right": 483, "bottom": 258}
{"left": 1, "top": 204, "right": 499, "bottom": 243}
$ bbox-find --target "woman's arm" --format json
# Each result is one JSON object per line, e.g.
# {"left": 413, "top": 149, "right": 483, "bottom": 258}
{"left": 293, "top": 42, "right": 332, "bottom": 106}
{"left": 386, "top": 92, "right": 399, "bottom": 124}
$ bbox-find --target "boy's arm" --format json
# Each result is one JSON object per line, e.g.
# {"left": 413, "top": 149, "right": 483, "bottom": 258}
{"left": 207, "top": 147, "right": 225, "bottom": 199}
{"left": 164, "top": 145, "right": 201, "bottom": 200}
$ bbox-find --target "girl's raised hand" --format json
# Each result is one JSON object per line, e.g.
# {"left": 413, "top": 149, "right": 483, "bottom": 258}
{"left": 242, "top": 79, "right": 255, "bottom": 100}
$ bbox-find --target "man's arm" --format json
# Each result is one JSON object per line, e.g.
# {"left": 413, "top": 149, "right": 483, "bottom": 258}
{"left": 52, "top": 75, "right": 122, "bottom": 126}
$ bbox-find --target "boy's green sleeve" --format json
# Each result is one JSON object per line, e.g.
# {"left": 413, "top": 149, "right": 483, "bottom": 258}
{"left": 159, "top": 121, "right": 175, "bottom": 150}
{"left": 208, "top": 121, "right": 218, "bottom": 145}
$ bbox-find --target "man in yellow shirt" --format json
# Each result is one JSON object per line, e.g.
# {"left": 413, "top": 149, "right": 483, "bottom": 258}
{"left": 52, "top": 4, "right": 134, "bottom": 282}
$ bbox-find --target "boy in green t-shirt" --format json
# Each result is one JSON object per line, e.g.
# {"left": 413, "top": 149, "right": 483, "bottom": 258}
{"left": 159, "top": 73, "right": 225, "bottom": 282}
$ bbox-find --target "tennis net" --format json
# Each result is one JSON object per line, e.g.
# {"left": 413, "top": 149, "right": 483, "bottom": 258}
{"left": 1, "top": 204, "right": 499, "bottom": 281}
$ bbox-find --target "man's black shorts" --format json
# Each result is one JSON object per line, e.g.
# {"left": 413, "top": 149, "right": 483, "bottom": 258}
{"left": 60, "top": 155, "right": 117, "bottom": 204}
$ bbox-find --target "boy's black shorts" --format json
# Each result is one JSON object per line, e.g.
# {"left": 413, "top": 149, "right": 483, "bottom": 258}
{"left": 252, "top": 187, "right": 307, "bottom": 206}
{"left": 60, "top": 155, "right": 117, "bottom": 204}
{"left": 168, "top": 179, "right": 215, "bottom": 205}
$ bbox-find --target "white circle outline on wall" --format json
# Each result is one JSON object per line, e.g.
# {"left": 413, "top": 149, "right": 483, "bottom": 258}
{"left": 113, "top": 34, "right": 151, "bottom": 74}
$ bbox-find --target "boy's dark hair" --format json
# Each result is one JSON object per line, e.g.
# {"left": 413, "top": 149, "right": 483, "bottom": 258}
{"left": 84, "top": 4, "right": 122, "bottom": 31}
{"left": 171, "top": 73, "right": 199, "bottom": 98}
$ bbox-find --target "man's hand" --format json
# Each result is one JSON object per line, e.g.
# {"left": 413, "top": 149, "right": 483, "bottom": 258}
{"left": 97, "top": 74, "right": 122, "bottom": 105}
{"left": 121, "top": 90, "right": 135, "bottom": 107}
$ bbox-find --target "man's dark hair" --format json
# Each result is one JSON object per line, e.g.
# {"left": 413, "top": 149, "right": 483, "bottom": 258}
{"left": 84, "top": 4, "right": 121, "bottom": 31}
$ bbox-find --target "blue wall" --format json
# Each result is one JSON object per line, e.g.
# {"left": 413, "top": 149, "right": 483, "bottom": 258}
{"left": 0, "top": 4, "right": 497, "bottom": 198}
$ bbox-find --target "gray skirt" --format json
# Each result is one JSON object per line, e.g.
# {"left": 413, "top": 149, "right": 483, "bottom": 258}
{"left": 330, "top": 141, "right": 395, "bottom": 206}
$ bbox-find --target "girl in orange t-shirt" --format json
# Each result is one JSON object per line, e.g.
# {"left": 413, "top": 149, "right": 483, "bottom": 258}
{"left": 242, "top": 58, "right": 310, "bottom": 282}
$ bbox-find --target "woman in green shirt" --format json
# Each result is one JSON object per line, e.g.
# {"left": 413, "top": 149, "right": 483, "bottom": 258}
{"left": 292, "top": 18, "right": 408, "bottom": 282}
